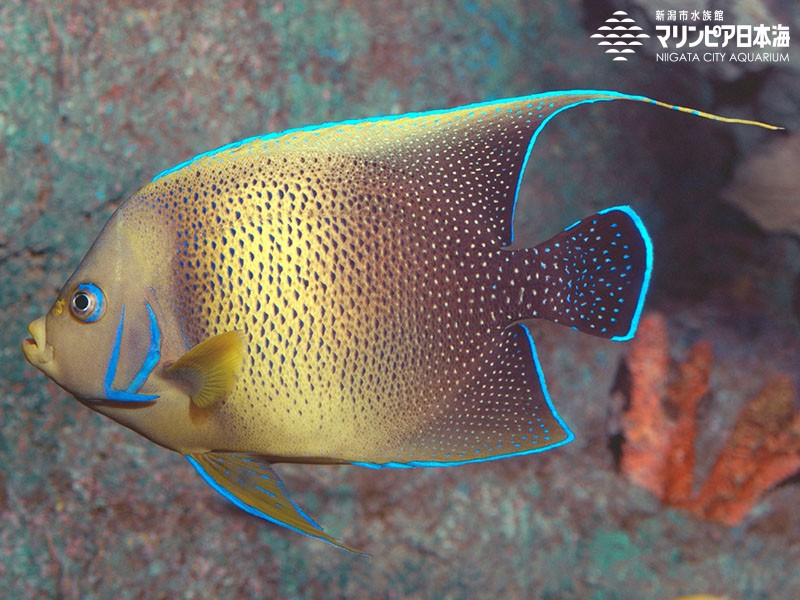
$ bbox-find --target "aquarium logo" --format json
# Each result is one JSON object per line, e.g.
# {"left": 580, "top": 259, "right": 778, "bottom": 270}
{"left": 653, "top": 9, "right": 791, "bottom": 64}
{"left": 591, "top": 11, "right": 650, "bottom": 61}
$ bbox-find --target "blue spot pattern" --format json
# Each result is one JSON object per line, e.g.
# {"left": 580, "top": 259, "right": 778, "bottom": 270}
{"left": 528, "top": 205, "right": 652, "bottom": 341}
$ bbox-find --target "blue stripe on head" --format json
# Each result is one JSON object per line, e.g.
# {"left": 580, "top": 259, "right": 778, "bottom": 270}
{"left": 102, "top": 304, "right": 160, "bottom": 403}
{"left": 125, "top": 302, "right": 162, "bottom": 392}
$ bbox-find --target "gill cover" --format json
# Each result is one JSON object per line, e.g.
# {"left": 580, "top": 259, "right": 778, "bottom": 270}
{"left": 102, "top": 302, "right": 161, "bottom": 402}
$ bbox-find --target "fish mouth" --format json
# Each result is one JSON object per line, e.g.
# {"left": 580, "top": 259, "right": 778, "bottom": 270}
{"left": 22, "top": 316, "right": 54, "bottom": 367}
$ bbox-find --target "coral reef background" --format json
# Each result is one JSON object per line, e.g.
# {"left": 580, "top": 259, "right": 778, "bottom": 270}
{"left": 1, "top": 1, "right": 798, "bottom": 598}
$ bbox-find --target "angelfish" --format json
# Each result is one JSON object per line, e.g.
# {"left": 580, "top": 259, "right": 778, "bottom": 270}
{"left": 22, "top": 91, "right": 779, "bottom": 551}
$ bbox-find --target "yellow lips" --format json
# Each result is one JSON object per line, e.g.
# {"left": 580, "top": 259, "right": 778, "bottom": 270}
{"left": 22, "top": 316, "right": 54, "bottom": 366}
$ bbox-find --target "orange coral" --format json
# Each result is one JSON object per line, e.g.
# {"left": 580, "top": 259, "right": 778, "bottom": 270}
{"left": 618, "top": 312, "right": 671, "bottom": 497}
{"left": 662, "top": 339, "right": 712, "bottom": 507}
{"left": 617, "top": 312, "right": 800, "bottom": 525}
{"left": 690, "top": 375, "right": 800, "bottom": 525}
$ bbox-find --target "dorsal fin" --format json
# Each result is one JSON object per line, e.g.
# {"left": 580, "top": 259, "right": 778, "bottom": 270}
{"left": 159, "top": 92, "right": 624, "bottom": 247}
{"left": 153, "top": 91, "right": 780, "bottom": 247}
{"left": 165, "top": 331, "right": 245, "bottom": 408}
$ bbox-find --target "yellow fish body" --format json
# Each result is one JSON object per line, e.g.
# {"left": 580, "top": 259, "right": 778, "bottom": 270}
{"left": 21, "top": 91, "right": 779, "bottom": 550}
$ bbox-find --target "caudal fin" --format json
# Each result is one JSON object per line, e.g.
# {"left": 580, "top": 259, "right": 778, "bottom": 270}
{"left": 526, "top": 205, "right": 653, "bottom": 340}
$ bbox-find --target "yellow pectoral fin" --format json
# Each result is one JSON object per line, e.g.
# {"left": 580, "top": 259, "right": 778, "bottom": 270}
{"left": 186, "top": 452, "right": 363, "bottom": 553}
{"left": 166, "top": 331, "right": 245, "bottom": 408}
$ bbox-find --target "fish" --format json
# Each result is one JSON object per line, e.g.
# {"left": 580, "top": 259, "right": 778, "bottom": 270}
{"left": 21, "top": 90, "right": 780, "bottom": 551}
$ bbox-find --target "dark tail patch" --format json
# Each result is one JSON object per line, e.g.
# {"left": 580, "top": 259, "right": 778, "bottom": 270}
{"left": 530, "top": 206, "right": 653, "bottom": 340}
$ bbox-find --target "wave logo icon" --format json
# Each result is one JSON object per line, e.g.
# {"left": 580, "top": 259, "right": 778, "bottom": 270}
{"left": 591, "top": 10, "right": 650, "bottom": 61}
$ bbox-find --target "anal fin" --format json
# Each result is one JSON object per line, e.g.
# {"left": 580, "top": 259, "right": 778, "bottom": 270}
{"left": 187, "top": 452, "right": 362, "bottom": 553}
{"left": 356, "top": 324, "right": 574, "bottom": 467}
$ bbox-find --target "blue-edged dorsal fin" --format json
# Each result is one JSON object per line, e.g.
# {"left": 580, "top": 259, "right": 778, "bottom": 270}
{"left": 150, "top": 92, "right": 637, "bottom": 247}
{"left": 153, "top": 91, "right": 781, "bottom": 247}
{"left": 354, "top": 324, "right": 574, "bottom": 468}
{"left": 187, "top": 452, "right": 363, "bottom": 553}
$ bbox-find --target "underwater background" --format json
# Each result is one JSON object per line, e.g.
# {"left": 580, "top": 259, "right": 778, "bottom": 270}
{"left": 1, "top": 1, "right": 799, "bottom": 598}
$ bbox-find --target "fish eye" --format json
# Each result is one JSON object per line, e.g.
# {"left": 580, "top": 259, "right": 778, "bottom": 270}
{"left": 70, "top": 283, "right": 105, "bottom": 323}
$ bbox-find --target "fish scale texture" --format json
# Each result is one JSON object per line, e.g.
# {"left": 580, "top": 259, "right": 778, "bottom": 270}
{"left": 118, "top": 95, "right": 644, "bottom": 464}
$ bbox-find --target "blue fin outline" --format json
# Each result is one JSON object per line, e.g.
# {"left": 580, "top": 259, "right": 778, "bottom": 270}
{"left": 352, "top": 322, "right": 575, "bottom": 469}
{"left": 185, "top": 455, "right": 315, "bottom": 538}
{"left": 150, "top": 91, "right": 655, "bottom": 191}
{"left": 150, "top": 89, "right": 769, "bottom": 247}
{"left": 238, "top": 455, "right": 322, "bottom": 530}
{"left": 186, "top": 454, "right": 365, "bottom": 554}
{"left": 505, "top": 93, "right": 650, "bottom": 245}
{"left": 598, "top": 205, "right": 653, "bottom": 342}
{"left": 103, "top": 303, "right": 160, "bottom": 402}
